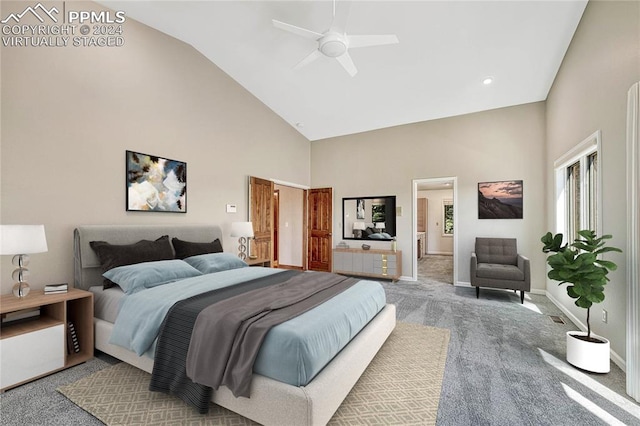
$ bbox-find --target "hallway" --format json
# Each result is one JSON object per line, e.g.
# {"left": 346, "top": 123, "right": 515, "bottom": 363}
{"left": 418, "top": 254, "right": 453, "bottom": 284}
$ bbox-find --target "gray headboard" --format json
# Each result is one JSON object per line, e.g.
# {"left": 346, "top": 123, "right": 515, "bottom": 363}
{"left": 74, "top": 225, "right": 224, "bottom": 290}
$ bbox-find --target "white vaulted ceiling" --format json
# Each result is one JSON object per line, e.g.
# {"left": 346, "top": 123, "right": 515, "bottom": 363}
{"left": 99, "top": 1, "right": 587, "bottom": 141}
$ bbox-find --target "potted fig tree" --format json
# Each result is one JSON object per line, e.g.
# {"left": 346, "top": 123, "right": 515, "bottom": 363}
{"left": 541, "top": 230, "right": 622, "bottom": 373}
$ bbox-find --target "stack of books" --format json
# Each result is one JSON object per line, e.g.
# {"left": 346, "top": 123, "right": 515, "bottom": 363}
{"left": 44, "top": 283, "right": 68, "bottom": 294}
{"left": 67, "top": 322, "right": 80, "bottom": 354}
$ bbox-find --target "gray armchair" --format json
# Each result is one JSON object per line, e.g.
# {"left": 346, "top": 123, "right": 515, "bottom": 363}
{"left": 470, "top": 238, "right": 530, "bottom": 304}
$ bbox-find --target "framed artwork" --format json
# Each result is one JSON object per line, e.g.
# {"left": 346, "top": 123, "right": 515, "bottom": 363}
{"left": 356, "top": 199, "right": 365, "bottom": 219}
{"left": 478, "top": 180, "right": 523, "bottom": 219}
{"left": 126, "top": 150, "right": 187, "bottom": 213}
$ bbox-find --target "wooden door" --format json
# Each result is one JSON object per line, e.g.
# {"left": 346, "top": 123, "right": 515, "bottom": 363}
{"left": 307, "top": 188, "right": 332, "bottom": 272}
{"left": 417, "top": 197, "right": 428, "bottom": 256}
{"left": 417, "top": 198, "right": 427, "bottom": 232}
{"left": 249, "top": 176, "right": 274, "bottom": 262}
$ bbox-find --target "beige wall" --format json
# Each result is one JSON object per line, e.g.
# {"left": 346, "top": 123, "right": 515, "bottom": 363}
{"left": 0, "top": 1, "right": 310, "bottom": 293}
{"left": 311, "top": 101, "right": 547, "bottom": 286}
{"left": 545, "top": 1, "right": 640, "bottom": 361}
{"left": 418, "top": 189, "right": 454, "bottom": 255}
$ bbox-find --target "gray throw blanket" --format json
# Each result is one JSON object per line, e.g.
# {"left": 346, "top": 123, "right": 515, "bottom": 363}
{"left": 149, "top": 270, "right": 300, "bottom": 413}
{"left": 186, "top": 271, "right": 359, "bottom": 398}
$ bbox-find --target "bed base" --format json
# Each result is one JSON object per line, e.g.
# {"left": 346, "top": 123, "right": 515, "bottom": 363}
{"left": 94, "top": 303, "right": 396, "bottom": 426}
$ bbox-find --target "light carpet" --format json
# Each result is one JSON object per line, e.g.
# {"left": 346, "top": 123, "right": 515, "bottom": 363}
{"left": 57, "top": 322, "right": 450, "bottom": 426}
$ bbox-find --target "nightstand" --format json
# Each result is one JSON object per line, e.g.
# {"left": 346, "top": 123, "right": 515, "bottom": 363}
{"left": 0, "top": 288, "right": 94, "bottom": 391}
{"left": 245, "top": 257, "right": 271, "bottom": 267}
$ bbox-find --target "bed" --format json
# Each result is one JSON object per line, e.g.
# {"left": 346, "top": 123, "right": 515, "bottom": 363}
{"left": 73, "top": 225, "right": 396, "bottom": 425}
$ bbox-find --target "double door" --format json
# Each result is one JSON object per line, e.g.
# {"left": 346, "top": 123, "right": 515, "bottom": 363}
{"left": 249, "top": 176, "right": 333, "bottom": 272}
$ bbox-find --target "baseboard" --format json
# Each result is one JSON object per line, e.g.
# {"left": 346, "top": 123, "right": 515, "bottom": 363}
{"left": 545, "top": 291, "right": 626, "bottom": 372}
{"left": 426, "top": 251, "right": 453, "bottom": 256}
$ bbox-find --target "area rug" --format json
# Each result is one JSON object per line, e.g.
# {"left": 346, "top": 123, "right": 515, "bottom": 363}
{"left": 58, "top": 322, "right": 450, "bottom": 426}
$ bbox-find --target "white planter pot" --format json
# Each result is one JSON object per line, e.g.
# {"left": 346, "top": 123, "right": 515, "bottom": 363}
{"left": 566, "top": 331, "right": 610, "bottom": 373}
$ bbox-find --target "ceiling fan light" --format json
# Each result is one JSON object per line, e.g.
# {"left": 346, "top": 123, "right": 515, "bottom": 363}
{"left": 320, "top": 40, "right": 347, "bottom": 57}
{"left": 319, "top": 34, "right": 347, "bottom": 57}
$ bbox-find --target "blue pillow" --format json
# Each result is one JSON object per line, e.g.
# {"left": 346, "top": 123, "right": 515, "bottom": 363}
{"left": 103, "top": 259, "right": 202, "bottom": 294}
{"left": 184, "top": 252, "right": 247, "bottom": 274}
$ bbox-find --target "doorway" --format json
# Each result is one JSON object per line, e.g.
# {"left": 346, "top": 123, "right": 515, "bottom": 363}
{"left": 249, "top": 177, "right": 333, "bottom": 272}
{"left": 412, "top": 177, "right": 457, "bottom": 284}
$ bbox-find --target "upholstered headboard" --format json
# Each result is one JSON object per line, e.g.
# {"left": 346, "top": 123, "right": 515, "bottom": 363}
{"left": 73, "top": 225, "right": 223, "bottom": 290}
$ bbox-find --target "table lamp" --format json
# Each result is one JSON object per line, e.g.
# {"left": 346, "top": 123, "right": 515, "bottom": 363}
{"left": 376, "top": 222, "right": 386, "bottom": 233}
{"left": 353, "top": 221, "right": 366, "bottom": 238}
{"left": 0, "top": 225, "right": 48, "bottom": 298}
{"left": 230, "top": 222, "right": 254, "bottom": 260}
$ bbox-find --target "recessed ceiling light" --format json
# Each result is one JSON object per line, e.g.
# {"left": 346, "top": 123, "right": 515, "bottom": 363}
{"left": 295, "top": 122, "right": 305, "bottom": 128}
{"left": 482, "top": 77, "right": 494, "bottom": 85}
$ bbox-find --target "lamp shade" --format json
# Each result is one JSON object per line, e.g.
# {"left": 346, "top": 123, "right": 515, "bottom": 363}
{"left": 377, "top": 222, "right": 386, "bottom": 230}
{"left": 353, "top": 222, "right": 366, "bottom": 230}
{"left": 230, "top": 222, "right": 254, "bottom": 238}
{"left": 0, "top": 225, "right": 48, "bottom": 255}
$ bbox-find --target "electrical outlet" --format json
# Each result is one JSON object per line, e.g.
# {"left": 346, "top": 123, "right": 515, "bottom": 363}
{"left": 602, "top": 309, "right": 608, "bottom": 323}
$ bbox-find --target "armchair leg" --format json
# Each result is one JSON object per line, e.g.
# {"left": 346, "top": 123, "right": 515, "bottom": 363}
{"left": 476, "top": 286, "right": 479, "bottom": 299}
{"left": 520, "top": 291, "right": 525, "bottom": 304}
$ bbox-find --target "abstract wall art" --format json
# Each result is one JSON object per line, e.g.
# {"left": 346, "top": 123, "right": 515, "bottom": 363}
{"left": 126, "top": 150, "right": 187, "bottom": 213}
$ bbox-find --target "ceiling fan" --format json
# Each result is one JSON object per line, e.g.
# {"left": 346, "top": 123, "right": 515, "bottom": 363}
{"left": 272, "top": 0, "right": 399, "bottom": 77}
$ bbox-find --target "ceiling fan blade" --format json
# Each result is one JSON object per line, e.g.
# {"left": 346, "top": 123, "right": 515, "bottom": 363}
{"left": 348, "top": 34, "right": 399, "bottom": 49}
{"left": 336, "top": 52, "right": 357, "bottom": 77}
{"left": 329, "top": 0, "right": 351, "bottom": 34}
{"left": 294, "top": 50, "right": 323, "bottom": 70}
{"left": 272, "top": 19, "right": 323, "bottom": 40}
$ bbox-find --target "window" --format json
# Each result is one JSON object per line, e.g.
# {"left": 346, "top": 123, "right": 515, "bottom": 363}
{"left": 555, "top": 132, "right": 601, "bottom": 242}
{"left": 443, "top": 200, "right": 454, "bottom": 236}
{"left": 587, "top": 152, "right": 598, "bottom": 231}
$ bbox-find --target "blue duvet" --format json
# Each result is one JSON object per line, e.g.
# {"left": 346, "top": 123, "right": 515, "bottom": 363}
{"left": 110, "top": 268, "right": 386, "bottom": 386}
